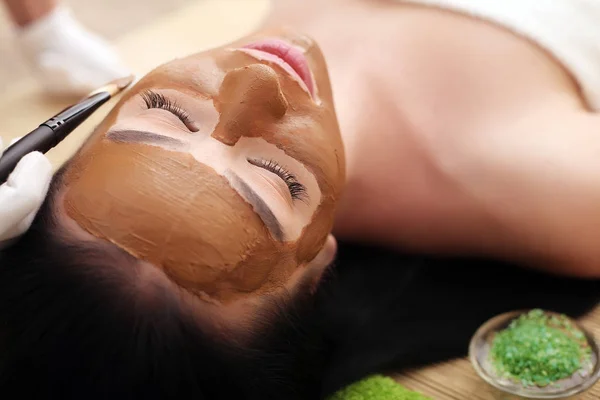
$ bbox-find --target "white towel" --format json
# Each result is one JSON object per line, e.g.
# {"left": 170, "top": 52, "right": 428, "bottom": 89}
{"left": 402, "top": 0, "right": 600, "bottom": 111}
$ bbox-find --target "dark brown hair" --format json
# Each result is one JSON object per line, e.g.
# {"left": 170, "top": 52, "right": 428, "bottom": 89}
{"left": 0, "top": 168, "right": 598, "bottom": 399}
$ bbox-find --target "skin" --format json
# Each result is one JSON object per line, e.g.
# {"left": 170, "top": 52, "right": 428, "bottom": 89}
{"left": 61, "top": 29, "right": 345, "bottom": 305}
{"left": 59, "top": 0, "right": 600, "bottom": 316}
{"left": 266, "top": 0, "right": 600, "bottom": 277}
{"left": 3, "top": 0, "right": 58, "bottom": 27}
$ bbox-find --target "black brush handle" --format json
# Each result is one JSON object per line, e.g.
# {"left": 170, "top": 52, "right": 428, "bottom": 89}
{"left": 0, "top": 92, "right": 109, "bottom": 183}
{"left": 0, "top": 125, "right": 55, "bottom": 183}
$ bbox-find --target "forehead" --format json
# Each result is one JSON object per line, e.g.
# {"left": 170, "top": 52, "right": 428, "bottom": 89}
{"left": 63, "top": 140, "right": 294, "bottom": 297}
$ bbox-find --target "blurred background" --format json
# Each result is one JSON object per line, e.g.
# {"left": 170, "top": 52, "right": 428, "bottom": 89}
{"left": 0, "top": 0, "right": 197, "bottom": 91}
{"left": 0, "top": 0, "right": 269, "bottom": 166}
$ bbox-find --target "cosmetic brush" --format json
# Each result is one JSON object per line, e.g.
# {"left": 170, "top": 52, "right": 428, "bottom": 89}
{"left": 0, "top": 75, "right": 135, "bottom": 183}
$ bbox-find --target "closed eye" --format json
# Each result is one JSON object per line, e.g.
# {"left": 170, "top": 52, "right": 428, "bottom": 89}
{"left": 248, "top": 158, "right": 308, "bottom": 202}
{"left": 141, "top": 90, "right": 196, "bottom": 131}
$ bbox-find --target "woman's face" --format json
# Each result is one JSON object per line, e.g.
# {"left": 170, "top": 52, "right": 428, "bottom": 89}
{"left": 62, "top": 29, "right": 345, "bottom": 304}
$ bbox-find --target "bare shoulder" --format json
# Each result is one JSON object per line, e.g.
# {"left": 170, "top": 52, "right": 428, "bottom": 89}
{"left": 461, "top": 107, "right": 600, "bottom": 278}
{"left": 327, "top": 2, "right": 600, "bottom": 276}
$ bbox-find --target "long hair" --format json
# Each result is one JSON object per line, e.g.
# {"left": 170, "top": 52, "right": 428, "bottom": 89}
{"left": 0, "top": 171, "right": 329, "bottom": 399}
{"left": 0, "top": 170, "right": 598, "bottom": 399}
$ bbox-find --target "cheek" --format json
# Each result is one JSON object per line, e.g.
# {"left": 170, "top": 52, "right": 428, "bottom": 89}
{"left": 272, "top": 108, "right": 344, "bottom": 190}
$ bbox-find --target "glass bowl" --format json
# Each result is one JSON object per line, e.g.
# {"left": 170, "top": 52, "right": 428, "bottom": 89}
{"left": 469, "top": 310, "right": 600, "bottom": 399}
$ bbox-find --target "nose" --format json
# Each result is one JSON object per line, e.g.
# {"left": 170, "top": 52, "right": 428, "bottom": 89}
{"left": 212, "top": 64, "right": 288, "bottom": 146}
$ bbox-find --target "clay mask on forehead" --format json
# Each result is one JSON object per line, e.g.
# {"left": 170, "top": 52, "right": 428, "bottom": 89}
{"left": 65, "top": 142, "right": 300, "bottom": 300}
{"left": 63, "top": 31, "right": 345, "bottom": 303}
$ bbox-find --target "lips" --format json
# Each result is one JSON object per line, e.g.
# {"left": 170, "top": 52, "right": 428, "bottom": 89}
{"left": 239, "top": 38, "right": 315, "bottom": 97}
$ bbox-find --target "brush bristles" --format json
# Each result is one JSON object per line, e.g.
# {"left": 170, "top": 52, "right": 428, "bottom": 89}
{"left": 87, "top": 74, "right": 135, "bottom": 97}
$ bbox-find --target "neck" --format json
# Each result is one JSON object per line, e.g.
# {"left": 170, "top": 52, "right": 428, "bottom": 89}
{"left": 263, "top": 0, "right": 323, "bottom": 29}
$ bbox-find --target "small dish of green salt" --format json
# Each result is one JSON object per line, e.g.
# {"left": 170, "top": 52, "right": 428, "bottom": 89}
{"left": 469, "top": 309, "right": 600, "bottom": 399}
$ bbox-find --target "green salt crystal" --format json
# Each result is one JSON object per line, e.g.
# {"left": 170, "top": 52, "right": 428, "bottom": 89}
{"left": 489, "top": 309, "right": 591, "bottom": 387}
{"left": 328, "top": 375, "right": 432, "bottom": 400}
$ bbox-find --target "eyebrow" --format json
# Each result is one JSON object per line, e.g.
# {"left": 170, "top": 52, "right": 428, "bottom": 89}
{"left": 106, "top": 130, "right": 186, "bottom": 146}
{"left": 228, "top": 173, "right": 284, "bottom": 241}
{"left": 102, "top": 131, "right": 286, "bottom": 240}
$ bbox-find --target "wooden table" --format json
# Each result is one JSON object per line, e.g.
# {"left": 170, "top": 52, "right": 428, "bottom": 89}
{"left": 0, "top": 1, "right": 597, "bottom": 398}
{"left": 394, "top": 308, "right": 600, "bottom": 399}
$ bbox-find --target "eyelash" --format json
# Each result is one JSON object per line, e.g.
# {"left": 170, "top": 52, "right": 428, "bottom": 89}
{"left": 141, "top": 90, "right": 194, "bottom": 128}
{"left": 139, "top": 91, "right": 306, "bottom": 201}
{"left": 248, "top": 158, "right": 308, "bottom": 202}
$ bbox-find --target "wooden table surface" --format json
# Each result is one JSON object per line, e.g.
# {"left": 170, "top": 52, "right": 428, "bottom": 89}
{"left": 394, "top": 307, "right": 600, "bottom": 399}
{"left": 0, "top": 1, "right": 598, "bottom": 398}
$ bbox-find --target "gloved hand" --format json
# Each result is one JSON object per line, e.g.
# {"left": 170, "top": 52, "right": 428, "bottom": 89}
{"left": 0, "top": 137, "right": 53, "bottom": 248}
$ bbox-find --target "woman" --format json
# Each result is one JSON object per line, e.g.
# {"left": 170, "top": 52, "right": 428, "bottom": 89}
{"left": 0, "top": 1, "right": 598, "bottom": 398}
{"left": 264, "top": 0, "right": 600, "bottom": 278}
{"left": 5, "top": 0, "right": 600, "bottom": 275}
{"left": 0, "top": 28, "right": 351, "bottom": 399}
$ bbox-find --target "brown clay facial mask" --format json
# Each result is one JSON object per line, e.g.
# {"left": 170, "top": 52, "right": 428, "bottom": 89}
{"left": 62, "top": 28, "right": 346, "bottom": 303}
{"left": 65, "top": 141, "right": 297, "bottom": 301}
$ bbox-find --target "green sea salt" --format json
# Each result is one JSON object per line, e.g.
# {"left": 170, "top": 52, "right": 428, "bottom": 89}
{"left": 328, "top": 375, "right": 431, "bottom": 400}
{"left": 489, "top": 309, "right": 592, "bottom": 387}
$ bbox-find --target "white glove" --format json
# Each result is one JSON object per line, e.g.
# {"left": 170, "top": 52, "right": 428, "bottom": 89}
{"left": 17, "top": 6, "right": 130, "bottom": 97}
{"left": 0, "top": 137, "right": 53, "bottom": 248}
